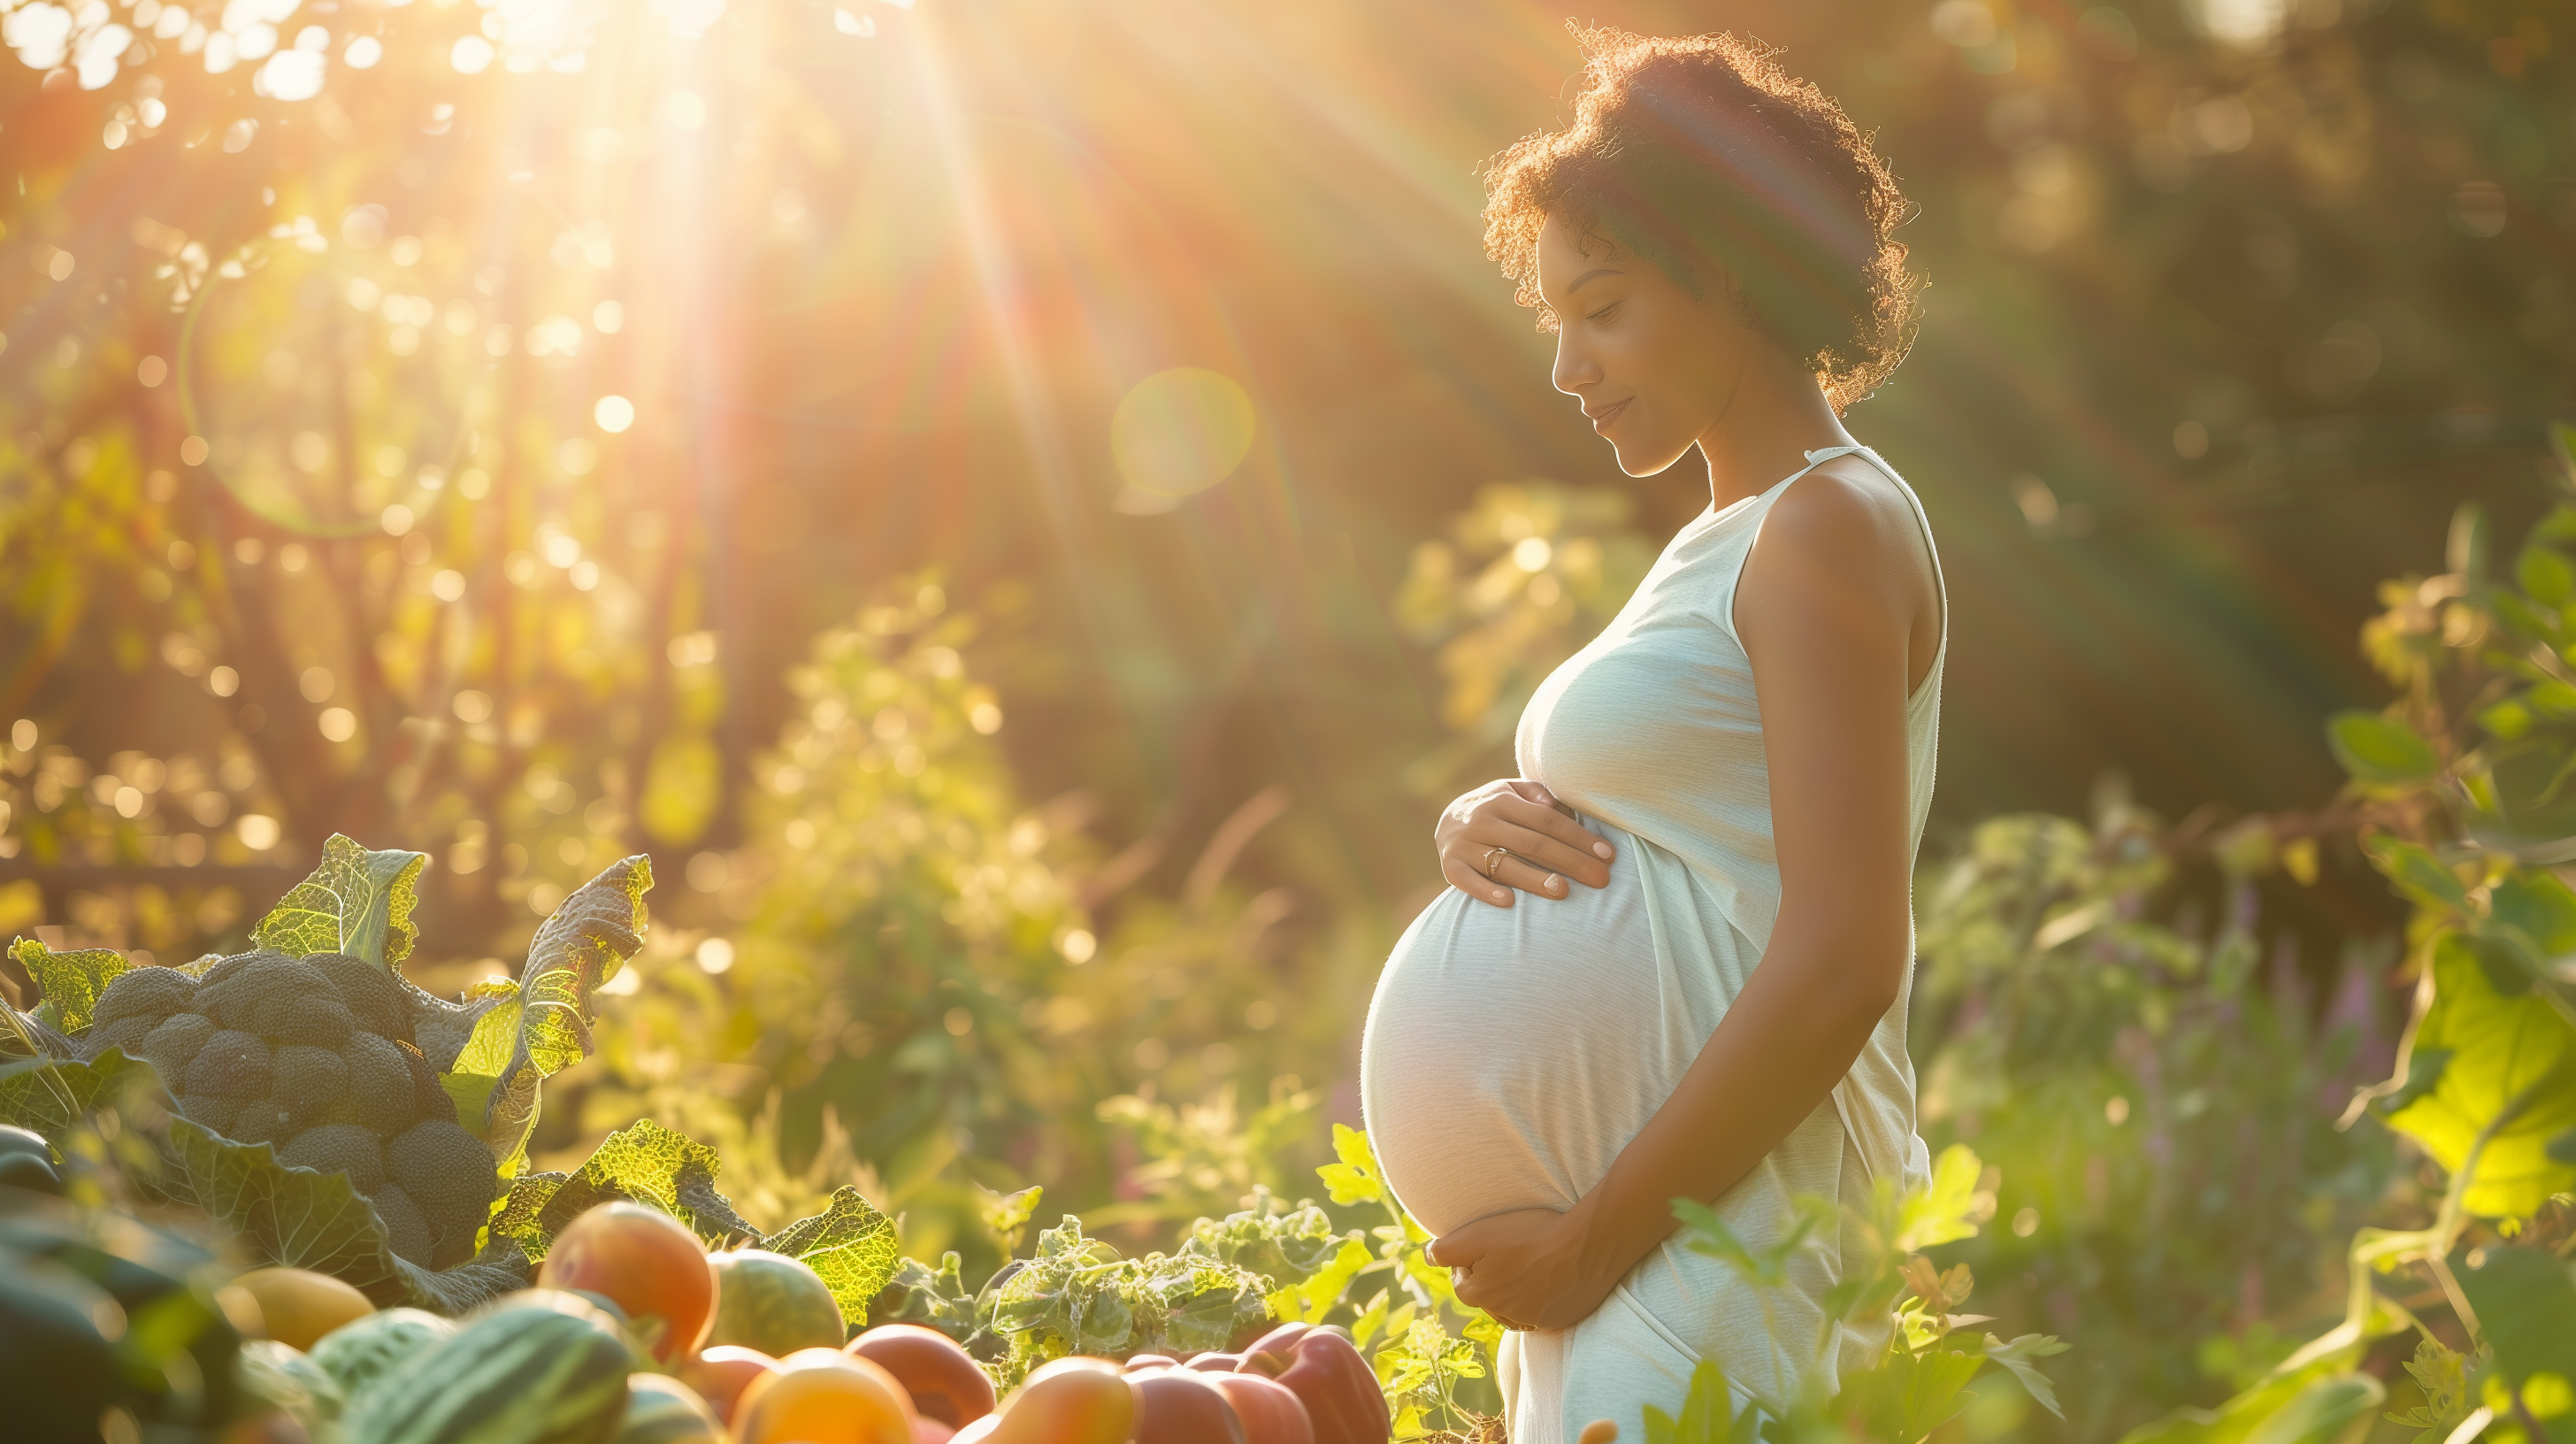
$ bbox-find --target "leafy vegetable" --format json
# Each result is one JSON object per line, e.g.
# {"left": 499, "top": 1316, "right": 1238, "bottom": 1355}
{"left": 471, "top": 855, "right": 653, "bottom": 1180}
{"left": 985, "top": 1214, "right": 1272, "bottom": 1379}
{"left": 167, "top": 1118, "right": 528, "bottom": 1313}
{"left": 4, "top": 840, "right": 655, "bottom": 1315}
{"left": 247, "top": 834, "right": 427, "bottom": 966}
{"left": 763, "top": 1186, "right": 899, "bottom": 1323}
{"left": 0, "top": 1048, "right": 160, "bottom": 1146}
{"left": 493, "top": 1118, "right": 759, "bottom": 1256}
{"left": 874, "top": 1251, "right": 978, "bottom": 1340}
{"left": 9, "top": 940, "right": 129, "bottom": 1034}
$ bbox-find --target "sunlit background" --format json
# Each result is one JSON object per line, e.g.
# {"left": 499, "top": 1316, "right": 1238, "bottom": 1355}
{"left": 2, "top": 0, "right": 2571, "bottom": 1435}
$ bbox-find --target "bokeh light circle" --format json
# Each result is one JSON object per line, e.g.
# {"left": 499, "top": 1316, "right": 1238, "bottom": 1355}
{"left": 1109, "top": 367, "right": 1254, "bottom": 498}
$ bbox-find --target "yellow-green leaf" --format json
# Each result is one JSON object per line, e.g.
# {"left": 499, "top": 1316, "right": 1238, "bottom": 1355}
{"left": 10, "top": 939, "right": 130, "bottom": 1035}
{"left": 2386, "top": 938, "right": 2576, "bottom": 1217}
{"left": 249, "top": 834, "right": 428, "bottom": 966}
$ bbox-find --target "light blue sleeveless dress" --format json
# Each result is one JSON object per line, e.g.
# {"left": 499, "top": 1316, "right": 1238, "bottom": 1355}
{"left": 1359, "top": 446, "right": 1947, "bottom": 1441}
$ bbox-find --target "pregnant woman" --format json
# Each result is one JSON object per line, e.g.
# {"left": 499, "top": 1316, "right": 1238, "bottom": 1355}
{"left": 1359, "top": 29, "right": 1941, "bottom": 1442}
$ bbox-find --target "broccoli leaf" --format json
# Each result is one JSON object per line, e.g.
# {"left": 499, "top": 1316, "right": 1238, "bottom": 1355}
{"left": 986, "top": 1216, "right": 1271, "bottom": 1372}
{"left": 167, "top": 1118, "right": 528, "bottom": 1315}
{"left": 488, "top": 1118, "right": 759, "bottom": 1258}
{"left": 1177, "top": 1194, "right": 1343, "bottom": 1289}
{"left": 767, "top": 1185, "right": 901, "bottom": 1328}
{"left": 10, "top": 939, "right": 132, "bottom": 1035}
{"left": 474, "top": 856, "right": 651, "bottom": 1179}
{"left": 874, "top": 1252, "right": 978, "bottom": 1340}
{"left": 0, "top": 1048, "right": 158, "bottom": 1143}
{"left": 249, "top": 835, "right": 429, "bottom": 967}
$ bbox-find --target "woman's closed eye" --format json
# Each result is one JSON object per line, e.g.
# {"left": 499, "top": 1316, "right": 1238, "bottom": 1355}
{"left": 1585, "top": 302, "right": 1622, "bottom": 323}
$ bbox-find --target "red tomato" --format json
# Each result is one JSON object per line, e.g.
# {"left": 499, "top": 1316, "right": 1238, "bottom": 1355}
{"left": 1238, "top": 1326, "right": 1389, "bottom": 1444}
{"left": 1208, "top": 1373, "right": 1315, "bottom": 1444}
{"left": 1129, "top": 1368, "right": 1246, "bottom": 1444}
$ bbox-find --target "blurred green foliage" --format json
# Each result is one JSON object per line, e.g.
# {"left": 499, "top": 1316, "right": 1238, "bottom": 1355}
{"left": 1912, "top": 798, "right": 2399, "bottom": 1440}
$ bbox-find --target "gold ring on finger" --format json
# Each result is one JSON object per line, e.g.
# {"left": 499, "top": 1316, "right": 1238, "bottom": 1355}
{"left": 1483, "top": 846, "right": 1510, "bottom": 879}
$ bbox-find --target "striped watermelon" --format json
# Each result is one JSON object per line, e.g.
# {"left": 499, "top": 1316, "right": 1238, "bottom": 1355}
{"left": 343, "top": 1304, "right": 632, "bottom": 1444}
{"left": 310, "top": 1308, "right": 459, "bottom": 1405}
{"left": 614, "top": 1375, "right": 724, "bottom": 1444}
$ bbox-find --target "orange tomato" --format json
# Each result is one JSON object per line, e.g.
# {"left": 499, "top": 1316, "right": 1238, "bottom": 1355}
{"left": 980, "top": 1358, "right": 1136, "bottom": 1444}
{"left": 732, "top": 1348, "right": 917, "bottom": 1444}
{"left": 539, "top": 1202, "right": 717, "bottom": 1365}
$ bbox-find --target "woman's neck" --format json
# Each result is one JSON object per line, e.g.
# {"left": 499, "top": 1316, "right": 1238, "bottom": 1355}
{"left": 1693, "top": 358, "right": 1859, "bottom": 511}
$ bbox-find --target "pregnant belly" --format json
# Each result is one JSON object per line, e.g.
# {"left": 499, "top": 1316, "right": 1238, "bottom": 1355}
{"left": 1360, "top": 826, "right": 1697, "bottom": 1238}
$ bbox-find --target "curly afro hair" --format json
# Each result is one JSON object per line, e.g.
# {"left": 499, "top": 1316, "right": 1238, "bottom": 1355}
{"left": 1482, "top": 27, "right": 1921, "bottom": 410}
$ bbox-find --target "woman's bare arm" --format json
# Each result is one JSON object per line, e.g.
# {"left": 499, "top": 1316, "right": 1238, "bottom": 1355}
{"left": 1429, "top": 464, "right": 1931, "bottom": 1330}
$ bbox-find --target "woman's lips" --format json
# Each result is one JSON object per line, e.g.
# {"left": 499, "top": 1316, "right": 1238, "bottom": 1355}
{"left": 1590, "top": 399, "right": 1630, "bottom": 431}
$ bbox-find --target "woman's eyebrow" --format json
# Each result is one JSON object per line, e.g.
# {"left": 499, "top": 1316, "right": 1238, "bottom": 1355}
{"left": 1550, "top": 266, "right": 1625, "bottom": 304}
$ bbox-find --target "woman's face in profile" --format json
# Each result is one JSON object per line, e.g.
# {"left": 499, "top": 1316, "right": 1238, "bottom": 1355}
{"left": 1537, "top": 213, "right": 1747, "bottom": 479}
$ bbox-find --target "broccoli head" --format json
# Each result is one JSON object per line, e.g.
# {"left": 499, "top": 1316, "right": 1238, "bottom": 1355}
{"left": 92, "top": 966, "right": 199, "bottom": 1029}
{"left": 270, "top": 1046, "right": 350, "bottom": 1128}
{"left": 304, "top": 955, "right": 410, "bottom": 1041}
{"left": 339, "top": 1033, "right": 420, "bottom": 1136}
{"left": 229, "top": 1099, "right": 296, "bottom": 1146}
{"left": 137, "top": 1013, "right": 215, "bottom": 1082}
{"left": 79, "top": 1013, "right": 160, "bottom": 1063}
{"left": 198, "top": 956, "right": 355, "bottom": 1045}
{"left": 181, "top": 1032, "right": 273, "bottom": 1100}
{"left": 387, "top": 1119, "right": 499, "bottom": 1270}
{"left": 280, "top": 1125, "right": 387, "bottom": 1195}
{"left": 193, "top": 949, "right": 288, "bottom": 992}
{"left": 395, "top": 1041, "right": 458, "bottom": 1128}
{"left": 370, "top": 1185, "right": 434, "bottom": 1268}
{"left": 171, "top": 1094, "right": 242, "bottom": 1137}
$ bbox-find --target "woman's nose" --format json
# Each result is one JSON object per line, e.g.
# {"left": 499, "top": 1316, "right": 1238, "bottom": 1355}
{"left": 1552, "top": 333, "right": 1600, "bottom": 396}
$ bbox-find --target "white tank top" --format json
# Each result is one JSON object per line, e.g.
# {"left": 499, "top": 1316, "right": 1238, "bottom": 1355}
{"left": 1514, "top": 443, "right": 1944, "bottom": 1203}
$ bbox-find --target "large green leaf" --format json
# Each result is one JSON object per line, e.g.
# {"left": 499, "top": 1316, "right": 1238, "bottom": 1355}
{"left": 167, "top": 1118, "right": 527, "bottom": 1315}
{"left": 2328, "top": 712, "right": 2439, "bottom": 785}
{"left": 765, "top": 1186, "right": 902, "bottom": 1329}
{"left": 474, "top": 856, "right": 652, "bottom": 1178}
{"left": 10, "top": 939, "right": 132, "bottom": 1035}
{"left": 0, "top": 1048, "right": 159, "bottom": 1144}
{"left": 2388, "top": 938, "right": 2576, "bottom": 1217}
{"left": 248, "top": 835, "right": 428, "bottom": 966}
{"left": 488, "top": 1118, "right": 758, "bottom": 1258}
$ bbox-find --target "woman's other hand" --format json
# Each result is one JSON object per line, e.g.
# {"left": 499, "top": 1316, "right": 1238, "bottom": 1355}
{"left": 1437, "top": 779, "right": 1614, "bottom": 907}
{"left": 1426, "top": 1202, "right": 1620, "bottom": 1333}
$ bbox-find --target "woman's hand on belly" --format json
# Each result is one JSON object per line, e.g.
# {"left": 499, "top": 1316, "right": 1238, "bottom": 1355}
{"left": 1424, "top": 1197, "right": 1622, "bottom": 1333}
{"left": 1437, "top": 779, "right": 1615, "bottom": 907}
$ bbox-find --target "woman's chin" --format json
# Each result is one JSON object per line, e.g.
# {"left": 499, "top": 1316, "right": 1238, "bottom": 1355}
{"left": 1611, "top": 440, "right": 1693, "bottom": 479}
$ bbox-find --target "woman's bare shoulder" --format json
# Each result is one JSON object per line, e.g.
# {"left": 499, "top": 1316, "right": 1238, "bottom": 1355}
{"left": 1761, "top": 453, "right": 1927, "bottom": 582}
